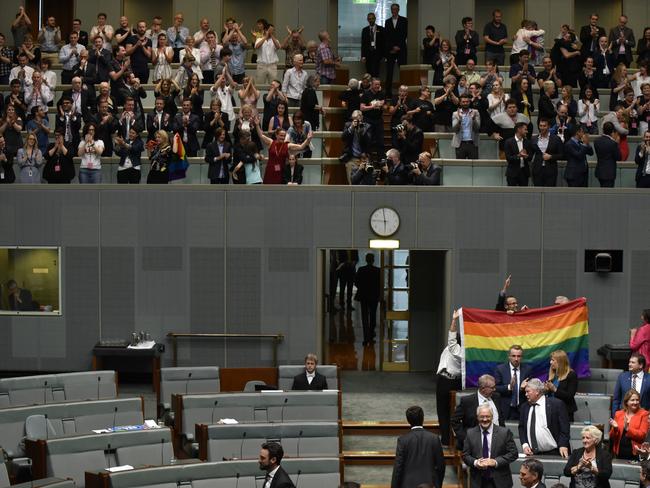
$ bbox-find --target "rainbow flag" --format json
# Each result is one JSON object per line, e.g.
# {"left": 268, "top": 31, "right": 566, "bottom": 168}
{"left": 168, "top": 133, "right": 189, "bottom": 181}
{"left": 460, "top": 298, "right": 590, "bottom": 388}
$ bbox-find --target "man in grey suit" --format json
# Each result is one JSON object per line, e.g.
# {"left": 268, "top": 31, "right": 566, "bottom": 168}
{"left": 452, "top": 93, "right": 481, "bottom": 159}
{"left": 463, "top": 404, "right": 518, "bottom": 488}
{"left": 391, "top": 406, "right": 445, "bottom": 488}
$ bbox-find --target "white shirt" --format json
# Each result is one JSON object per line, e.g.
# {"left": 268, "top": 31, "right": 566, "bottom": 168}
{"left": 9, "top": 65, "right": 34, "bottom": 86}
{"left": 306, "top": 372, "right": 315, "bottom": 384}
{"left": 524, "top": 395, "right": 557, "bottom": 452}
{"left": 42, "top": 70, "right": 57, "bottom": 90}
{"left": 509, "top": 364, "right": 522, "bottom": 398}
{"left": 263, "top": 466, "right": 280, "bottom": 488}
{"left": 436, "top": 331, "right": 463, "bottom": 377}
{"left": 477, "top": 392, "right": 500, "bottom": 426}
{"left": 512, "top": 28, "right": 545, "bottom": 54}
{"left": 577, "top": 99, "right": 600, "bottom": 125}
{"left": 536, "top": 133, "right": 549, "bottom": 154}
{"left": 78, "top": 139, "right": 105, "bottom": 169}
{"left": 515, "top": 136, "right": 525, "bottom": 167}
{"left": 282, "top": 67, "right": 308, "bottom": 100}
{"left": 179, "top": 47, "right": 203, "bottom": 80}
{"left": 634, "top": 76, "right": 650, "bottom": 97}
{"left": 200, "top": 43, "right": 222, "bottom": 71}
{"left": 211, "top": 85, "right": 235, "bottom": 121}
{"left": 257, "top": 38, "right": 279, "bottom": 64}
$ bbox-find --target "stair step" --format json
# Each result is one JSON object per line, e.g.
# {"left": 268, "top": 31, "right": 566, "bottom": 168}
{"left": 342, "top": 420, "right": 439, "bottom": 435}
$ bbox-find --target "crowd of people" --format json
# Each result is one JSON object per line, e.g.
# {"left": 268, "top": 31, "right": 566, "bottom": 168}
{"left": 0, "top": 6, "right": 649, "bottom": 187}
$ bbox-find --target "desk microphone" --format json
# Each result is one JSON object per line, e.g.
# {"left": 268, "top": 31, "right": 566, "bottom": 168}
{"left": 295, "top": 469, "right": 301, "bottom": 488}
{"left": 112, "top": 407, "right": 118, "bottom": 431}
{"left": 43, "top": 380, "right": 48, "bottom": 405}
{"left": 210, "top": 400, "right": 219, "bottom": 425}
{"left": 584, "top": 400, "right": 592, "bottom": 425}
{"left": 97, "top": 376, "right": 101, "bottom": 400}
{"left": 160, "top": 438, "right": 165, "bottom": 465}
{"left": 239, "top": 431, "right": 247, "bottom": 460}
{"left": 280, "top": 398, "right": 288, "bottom": 423}
{"left": 235, "top": 473, "right": 240, "bottom": 488}
{"left": 107, "top": 443, "right": 112, "bottom": 469}
{"left": 185, "top": 372, "right": 192, "bottom": 395}
{"left": 44, "top": 414, "right": 49, "bottom": 440}
{"left": 296, "top": 430, "right": 303, "bottom": 458}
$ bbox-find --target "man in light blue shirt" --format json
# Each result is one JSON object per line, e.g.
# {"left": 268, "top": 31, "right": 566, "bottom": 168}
{"left": 222, "top": 23, "right": 249, "bottom": 84}
{"left": 59, "top": 32, "right": 86, "bottom": 83}
{"left": 167, "top": 13, "right": 189, "bottom": 62}
{"left": 451, "top": 93, "right": 481, "bottom": 159}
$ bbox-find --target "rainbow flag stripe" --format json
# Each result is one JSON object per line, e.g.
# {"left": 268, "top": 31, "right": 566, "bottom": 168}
{"left": 460, "top": 298, "right": 590, "bottom": 388}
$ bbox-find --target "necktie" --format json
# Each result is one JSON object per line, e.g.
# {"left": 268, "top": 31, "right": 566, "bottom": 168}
{"left": 633, "top": 374, "right": 638, "bottom": 392}
{"left": 264, "top": 473, "right": 271, "bottom": 488}
{"left": 511, "top": 368, "right": 518, "bottom": 407}
{"left": 482, "top": 429, "right": 492, "bottom": 479}
{"left": 157, "top": 113, "right": 162, "bottom": 130}
{"left": 210, "top": 48, "right": 217, "bottom": 70}
{"left": 64, "top": 115, "right": 71, "bottom": 142}
{"left": 530, "top": 403, "right": 539, "bottom": 453}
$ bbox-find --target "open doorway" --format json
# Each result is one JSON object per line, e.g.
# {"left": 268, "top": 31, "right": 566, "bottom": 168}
{"left": 319, "top": 249, "right": 448, "bottom": 372}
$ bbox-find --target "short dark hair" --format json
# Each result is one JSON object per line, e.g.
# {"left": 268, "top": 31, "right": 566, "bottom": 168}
{"left": 521, "top": 458, "right": 544, "bottom": 481}
{"left": 425, "top": 25, "right": 435, "bottom": 32}
{"left": 506, "top": 99, "right": 518, "bottom": 108}
{"left": 643, "top": 310, "right": 650, "bottom": 323}
{"left": 462, "top": 17, "right": 472, "bottom": 25}
{"left": 365, "top": 253, "right": 375, "bottom": 264}
{"left": 220, "top": 47, "right": 232, "bottom": 57}
{"left": 405, "top": 406, "right": 424, "bottom": 427}
{"left": 519, "top": 49, "right": 530, "bottom": 57}
{"left": 459, "top": 93, "right": 471, "bottom": 101}
{"left": 538, "top": 118, "right": 551, "bottom": 127}
{"left": 6, "top": 279, "right": 17, "bottom": 289}
{"left": 261, "top": 442, "right": 284, "bottom": 464}
{"left": 514, "top": 122, "right": 528, "bottom": 131}
{"left": 631, "top": 353, "right": 647, "bottom": 368}
{"left": 602, "top": 121, "right": 615, "bottom": 136}
{"left": 73, "top": 18, "right": 82, "bottom": 24}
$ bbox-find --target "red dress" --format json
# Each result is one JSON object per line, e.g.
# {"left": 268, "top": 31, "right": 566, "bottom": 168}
{"left": 263, "top": 141, "right": 289, "bottom": 184}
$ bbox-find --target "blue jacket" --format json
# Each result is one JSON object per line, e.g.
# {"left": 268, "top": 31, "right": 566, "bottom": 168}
{"left": 612, "top": 371, "right": 650, "bottom": 416}
{"left": 494, "top": 362, "right": 534, "bottom": 414}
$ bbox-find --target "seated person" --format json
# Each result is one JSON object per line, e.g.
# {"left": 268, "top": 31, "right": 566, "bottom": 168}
{"left": 609, "top": 389, "right": 649, "bottom": 460}
{"left": 291, "top": 353, "right": 329, "bottom": 390}
{"left": 6, "top": 279, "right": 36, "bottom": 311}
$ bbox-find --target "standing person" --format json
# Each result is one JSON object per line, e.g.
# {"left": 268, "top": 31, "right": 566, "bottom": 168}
{"left": 254, "top": 24, "right": 280, "bottom": 85}
{"left": 281, "top": 27, "right": 306, "bottom": 69}
{"left": 483, "top": 10, "right": 508, "bottom": 66}
{"left": 37, "top": 16, "right": 61, "bottom": 61}
{"left": 452, "top": 94, "right": 481, "bottom": 159}
{"left": 114, "top": 127, "right": 143, "bottom": 184}
{"left": 282, "top": 154, "right": 303, "bottom": 185}
{"left": 254, "top": 123, "right": 311, "bottom": 184}
{"left": 90, "top": 13, "right": 114, "bottom": 51}
{"left": 0, "top": 136, "right": 15, "bottom": 184}
{"left": 563, "top": 425, "right": 612, "bottom": 487}
{"left": 580, "top": 14, "right": 606, "bottom": 60}
{"left": 494, "top": 344, "right": 533, "bottom": 420}
{"left": 609, "top": 15, "right": 635, "bottom": 67}
{"left": 147, "top": 130, "right": 171, "bottom": 184}
{"left": 60, "top": 32, "right": 86, "bottom": 84}
{"left": 462, "top": 405, "right": 518, "bottom": 488}
{"left": 205, "top": 128, "right": 231, "bottom": 184}
{"left": 167, "top": 13, "right": 189, "bottom": 63}
{"left": 634, "top": 131, "right": 650, "bottom": 187}
{"left": 609, "top": 389, "right": 649, "bottom": 460}
{"left": 391, "top": 406, "right": 445, "bottom": 488}
{"left": 282, "top": 54, "right": 308, "bottom": 107}
{"left": 200, "top": 31, "right": 220, "bottom": 84}
{"left": 258, "top": 442, "right": 295, "bottom": 488}
{"left": 291, "top": 353, "right": 328, "bottom": 390}
{"left": 383, "top": 3, "right": 408, "bottom": 97}
{"left": 630, "top": 310, "right": 650, "bottom": 366}
{"left": 455, "top": 17, "right": 479, "bottom": 65}
{"left": 436, "top": 310, "right": 463, "bottom": 446}
{"left": 222, "top": 23, "right": 249, "bottom": 84}
{"left": 315, "top": 30, "right": 339, "bottom": 85}
{"left": 43, "top": 131, "right": 75, "bottom": 184}
{"left": 71, "top": 18, "right": 89, "bottom": 48}
{"left": 16, "top": 132, "right": 43, "bottom": 183}
{"left": 11, "top": 6, "right": 32, "bottom": 48}
{"left": 300, "top": 75, "right": 321, "bottom": 131}
{"left": 354, "top": 253, "right": 381, "bottom": 346}
{"left": 564, "top": 125, "right": 594, "bottom": 187}
{"left": 531, "top": 118, "right": 563, "bottom": 187}
{"left": 612, "top": 354, "right": 650, "bottom": 415}
{"left": 504, "top": 122, "right": 533, "bottom": 186}
{"left": 77, "top": 123, "right": 104, "bottom": 184}
{"left": 360, "top": 78, "right": 385, "bottom": 156}
{"left": 519, "top": 459, "right": 546, "bottom": 488}
{"left": 594, "top": 121, "right": 621, "bottom": 187}
{"left": 544, "top": 350, "right": 578, "bottom": 422}
{"left": 125, "top": 21, "right": 153, "bottom": 84}
{"left": 422, "top": 25, "right": 440, "bottom": 65}
{"left": 151, "top": 34, "right": 174, "bottom": 83}
{"left": 361, "top": 12, "right": 384, "bottom": 77}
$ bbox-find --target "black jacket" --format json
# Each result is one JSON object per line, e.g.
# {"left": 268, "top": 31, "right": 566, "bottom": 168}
{"left": 504, "top": 136, "right": 534, "bottom": 179}
{"left": 282, "top": 164, "right": 303, "bottom": 184}
{"left": 635, "top": 145, "right": 650, "bottom": 182}
{"left": 146, "top": 111, "right": 173, "bottom": 142}
{"left": 384, "top": 16, "right": 408, "bottom": 64}
{"left": 386, "top": 162, "right": 410, "bottom": 185}
{"left": 205, "top": 140, "right": 232, "bottom": 181}
{"left": 594, "top": 135, "right": 621, "bottom": 181}
{"left": 564, "top": 137, "right": 594, "bottom": 180}
{"left": 361, "top": 24, "right": 385, "bottom": 59}
{"left": 563, "top": 447, "right": 612, "bottom": 488}
{"left": 391, "top": 428, "right": 445, "bottom": 488}
{"left": 355, "top": 264, "right": 381, "bottom": 302}
{"left": 341, "top": 121, "right": 373, "bottom": 161}
{"left": 411, "top": 163, "right": 441, "bottom": 185}
{"left": 451, "top": 392, "right": 505, "bottom": 448}
{"left": 553, "top": 370, "right": 579, "bottom": 420}
{"left": 291, "top": 371, "right": 328, "bottom": 390}
{"left": 42, "top": 143, "right": 75, "bottom": 183}
{"left": 268, "top": 466, "right": 295, "bottom": 488}
{"left": 463, "top": 425, "right": 518, "bottom": 488}
{"left": 396, "top": 127, "right": 423, "bottom": 164}
{"left": 531, "top": 133, "right": 564, "bottom": 172}
{"left": 173, "top": 112, "right": 201, "bottom": 155}
{"left": 518, "top": 396, "right": 570, "bottom": 452}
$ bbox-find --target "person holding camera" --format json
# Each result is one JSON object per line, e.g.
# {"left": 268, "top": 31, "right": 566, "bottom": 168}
{"left": 351, "top": 153, "right": 377, "bottom": 185}
{"left": 341, "top": 110, "right": 373, "bottom": 182}
{"left": 635, "top": 130, "right": 650, "bottom": 188}
{"left": 396, "top": 114, "right": 423, "bottom": 165}
{"left": 383, "top": 148, "right": 410, "bottom": 185}
{"left": 410, "top": 151, "right": 441, "bottom": 185}
{"left": 451, "top": 93, "right": 481, "bottom": 159}
{"left": 360, "top": 77, "right": 386, "bottom": 155}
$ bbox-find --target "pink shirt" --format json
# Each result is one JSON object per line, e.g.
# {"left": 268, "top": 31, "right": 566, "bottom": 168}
{"left": 630, "top": 323, "right": 650, "bottom": 369}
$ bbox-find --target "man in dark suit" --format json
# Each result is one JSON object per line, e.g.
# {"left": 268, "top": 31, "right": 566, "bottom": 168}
{"left": 462, "top": 404, "right": 518, "bottom": 488}
{"left": 452, "top": 374, "right": 504, "bottom": 449}
{"left": 579, "top": 14, "right": 606, "bottom": 60}
{"left": 519, "top": 378, "right": 570, "bottom": 458}
{"left": 494, "top": 345, "right": 533, "bottom": 420}
{"left": 504, "top": 122, "right": 533, "bottom": 186}
{"left": 564, "top": 125, "right": 594, "bottom": 187}
{"left": 391, "top": 406, "right": 445, "bottom": 488}
{"left": 146, "top": 98, "right": 174, "bottom": 142}
{"left": 361, "top": 12, "right": 384, "bottom": 78}
{"left": 291, "top": 353, "right": 329, "bottom": 390}
{"left": 205, "top": 128, "right": 231, "bottom": 184}
{"left": 384, "top": 148, "right": 410, "bottom": 185}
{"left": 519, "top": 458, "right": 546, "bottom": 488}
{"left": 173, "top": 98, "right": 201, "bottom": 157}
{"left": 6, "top": 279, "right": 36, "bottom": 311}
{"left": 88, "top": 35, "right": 112, "bottom": 83}
{"left": 612, "top": 353, "right": 650, "bottom": 415}
{"left": 531, "top": 118, "right": 563, "bottom": 187}
{"left": 383, "top": 3, "right": 407, "bottom": 97}
{"left": 354, "top": 253, "right": 381, "bottom": 345}
{"left": 609, "top": 15, "right": 635, "bottom": 67}
{"left": 59, "top": 76, "right": 92, "bottom": 121}
{"left": 594, "top": 121, "right": 621, "bottom": 187}
{"left": 55, "top": 96, "right": 82, "bottom": 157}
{"left": 258, "top": 442, "right": 295, "bottom": 488}
{"left": 89, "top": 99, "right": 118, "bottom": 157}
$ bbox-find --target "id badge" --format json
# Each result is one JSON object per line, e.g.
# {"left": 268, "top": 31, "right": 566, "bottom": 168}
{"left": 370, "top": 41, "right": 375, "bottom": 48}
{"left": 0, "top": 170, "right": 4, "bottom": 180}
{"left": 465, "top": 47, "right": 470, "bottom": 55}
{"left": 274, "top": 164, "right": 281, "bottom": 172}
{"left": 28, "top": 169, "right": 33, "bottom": 177}
{"left": 54, "top": 164, "right": 61, "bottom": 172}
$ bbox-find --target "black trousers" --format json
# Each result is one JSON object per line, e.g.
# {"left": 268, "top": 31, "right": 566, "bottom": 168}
{"left": 637, "top": 176, "right": 650, "bottom": 188}
{"left": 132, "top": 66, "right": 149, "bottom": 84}
{"left": 367, "top": 119, "right": 384, "bottom": 156}
{"left": 360, "top": 300, "right": 378, "bottom": 344}
{"left": 455, "top": 141, "right": 478, "bottom": 159}
{"left": 365, "top": 50, "right": 382, "bottom": 77}
{"left": 147, "top": 169, "right": 169, "bottom": 184}
{"left": 566, "top": 173, "right": 588, "bottom": 187}
{"left": 532, "top": 165, "right": 558, "bottom": 186}
{"left": 117, "top": 168, "right": 141, "bottom": 184}
{"left": 436, "top": 374, "right": 462, "bottom": 446}
{"left": 506, "top": 405, "right": 521, "bottom": 421}
{"left": 61, "top": 70, "right": 74, "bottom": 84}
{"left": 202, "top": 70, "right": 215, "bottom": 84}
{"left": 337, "top": 265, "right": 355, "bottom": 306}
{"left": 507, "top": 170, "right": 529, "bottom": 186}
{"left": 385, "top": 53, "right": 400, "bottom": 95}
{"left": 210, "top": 177, "right": 229, "bottom": 184}
{"left": 598, "top": 178, "right": 615, "bottom": 187}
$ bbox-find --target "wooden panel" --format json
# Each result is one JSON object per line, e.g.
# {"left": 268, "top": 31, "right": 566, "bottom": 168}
{"left": 400, "top": 66, "right": 429, "bottom": 86}
{"left": 218, "top": 367, "right": 278, "bottom": 391}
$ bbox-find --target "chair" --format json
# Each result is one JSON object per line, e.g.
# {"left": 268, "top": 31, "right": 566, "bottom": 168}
{"left": 277, "top": 365, "right": 339, "bottom": 390}
{"left": 243, "top": 381, "right": 266, "bottom": 392}
{"left": 25, "top": 415, "right": 58, "bottom": 440}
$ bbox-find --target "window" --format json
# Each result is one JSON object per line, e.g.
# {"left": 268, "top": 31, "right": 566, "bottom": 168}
{"left": 0, "top": 247, "right": 62, "bottom": 315}
{"left": 337, "top": 0, "right": 407, "bottom": 60}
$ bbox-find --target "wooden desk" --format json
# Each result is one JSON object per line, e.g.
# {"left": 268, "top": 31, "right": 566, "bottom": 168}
{"left": 92, "top": 344, "right": 164, "bottom": 392}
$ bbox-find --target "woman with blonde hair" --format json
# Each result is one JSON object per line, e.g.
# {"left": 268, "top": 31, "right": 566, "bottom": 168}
{"left": 545, "top": 349, "right": 578, "bottom": 421}
{"left": 563, "top": 425, "right": 612, "bottom": 488}
{"left": 147, "top": 129, "right": 171, "bottom": 184}
{"left": 609, "top": 389, "right": 649, "bottom": 460}
{"left": 16, "top": 131, "right": 43, "bottom": 183}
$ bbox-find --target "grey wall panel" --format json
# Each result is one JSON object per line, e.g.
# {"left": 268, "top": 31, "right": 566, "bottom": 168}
{"left": 312, "top": 191, "right": 353, "bottom": 247}
{"left": 459, "top": 249, "right": 500, "bottom": 274}
{"left": 100, "top": 192, "right": 140, "bottom": 247}
{"left": 185, "top": 192, "right": 226, "bottom": 247}
{"left": 0, "top": 317, "right": 12, "bottom": 366}
{"left": 101, "top": 247, "right": 135, "bottom": 340}
{"left": 353, "top": 192, "right": 418, "bottom": 248}
{"left": 225, "top": 191, "right": 266, "bottom": 248}
{"left": 61, "top": 192, "right": 101, "bottom": 246}
{"left": 0, "top": 192, "right": 16, "bottom": 245}
{"left": 506, "top": 250, "right": 542, "bottom": 309}
{"left": 268, "top": 248, "right": 309, "bottom": 273}
{"left": 630, "top": 251, "right": 650, "bottom": 327}
{"left": 541, "top": 198, "right": 582, "bottom": 250}
{"left": 416, "top": 193, "right": 456, "bottom": 249}
{"left": 138, "top": 191, "right": 188, "bottom": 246}
{"left": 14, "top": 191, "right": 62, "bottom": 244}
{"left": 142, "top": 247, "right": 184, "bottom": 271}
{"left": 541, "top": 250, "right": 577, "bottom": 306}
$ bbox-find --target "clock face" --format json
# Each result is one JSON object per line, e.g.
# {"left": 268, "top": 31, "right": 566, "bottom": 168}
{"left": 370, "top": 207, "right": 400, "bottom": 237}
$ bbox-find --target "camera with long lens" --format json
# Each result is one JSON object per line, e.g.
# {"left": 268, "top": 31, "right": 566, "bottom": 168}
{"left": 364, "top": 158, "right": 388, "bottom": 179}
{"left": 409, "top": 162, "right": 420, "bottom": 171}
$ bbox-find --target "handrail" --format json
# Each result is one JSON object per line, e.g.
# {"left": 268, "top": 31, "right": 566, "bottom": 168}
{"left": 166, "top": 332, "right": 285, "bottom": 367}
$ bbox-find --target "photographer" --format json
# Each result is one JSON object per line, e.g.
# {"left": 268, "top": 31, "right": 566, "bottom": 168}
{"left": 383, "top": 148, "right": 410, "bottom": 185}
{"left": 451, "top": 93, "right": 480, "bottom": 159}
{"left": 395, "top": 114, "right": 423, "bottom": 164}
{"left": 360, "top": 77, "right": 386, "bottom": 155}
{"left": 340, "top": 109, "right": 372, "bottom": 166}
{"left": 350, "top": 153, "right": 377, "bottom": 185}
{"left": 410, "top": 151, "right": 441, "bottom": 185}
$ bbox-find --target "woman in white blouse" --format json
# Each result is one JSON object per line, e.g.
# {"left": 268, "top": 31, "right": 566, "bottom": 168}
{"left": 577, "top": 86, "right": 600, "bottom": 134}
{"left": 487, "top": 79, "right": 509, "bottom": 119}
{"left": 77, "top": 123, "right": 105, "bottom": 183}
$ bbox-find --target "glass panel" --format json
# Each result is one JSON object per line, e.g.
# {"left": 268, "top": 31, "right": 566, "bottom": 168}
{"left": 392, "top": 250, "right": 409, "bottom": 267}
{"left": 391, "top": 268, "right": 408, "bottom": 289}
{"left": 337, "top": 0, "right": 408, "bottom": 61}
{"left": 391, "top": 343, "right": 408, "bottom": 362}
{"left": 391, "top": 290, "right": 408, "bottom": 311}
{"left": 392, "top": 320, "right": 409, "bottom": 340}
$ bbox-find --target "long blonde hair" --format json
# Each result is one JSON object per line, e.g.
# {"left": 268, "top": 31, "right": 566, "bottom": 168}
{"left": 548, "top": 349, "right": 572, "bottom": 381}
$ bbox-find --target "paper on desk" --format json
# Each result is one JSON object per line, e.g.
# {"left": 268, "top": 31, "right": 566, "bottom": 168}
{"left": 106, "top": 465, "right": 134, "bottom": 472}
{"left": 144, "top": 419, "right": 160, "bottom": 428}
{"left": 218, "top": 418, "right": 239, "bottom": 424}
{"left": 127, "top": 340, "right": 156, "bottom": 349}
{"left": 92, "top": 429, "right": 111, "bottom": 433}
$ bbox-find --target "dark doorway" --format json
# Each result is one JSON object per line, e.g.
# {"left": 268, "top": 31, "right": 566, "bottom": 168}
{"left": 26, "top": 0, "right": 74, "bottom": 41}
